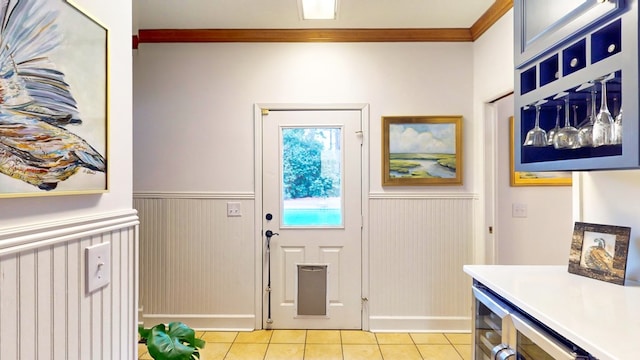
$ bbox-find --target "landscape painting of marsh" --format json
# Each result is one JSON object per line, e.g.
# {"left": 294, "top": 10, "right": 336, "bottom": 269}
{"left": 382, "top": 116, "right": 462, "bottom": 186}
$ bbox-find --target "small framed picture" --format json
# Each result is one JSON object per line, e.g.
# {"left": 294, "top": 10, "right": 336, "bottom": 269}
{"left": 568, "top": 222, "right": 631, "bottom": 285}
{"left": 382, "top": 115, "right": 462, "bottom": 186}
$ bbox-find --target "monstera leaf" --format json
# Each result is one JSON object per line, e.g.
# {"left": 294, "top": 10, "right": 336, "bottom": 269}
{"left": 139, "top": 322, "right": 205, "bottom": 360}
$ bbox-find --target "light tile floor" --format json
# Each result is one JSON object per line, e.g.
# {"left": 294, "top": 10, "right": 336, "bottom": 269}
{"left": 138, "top": 330, "right": 472, "bottom": 360}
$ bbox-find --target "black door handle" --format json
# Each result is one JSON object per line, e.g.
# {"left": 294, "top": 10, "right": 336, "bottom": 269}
{"left": 265, "top": 230, "right": 279, "bottom": 238}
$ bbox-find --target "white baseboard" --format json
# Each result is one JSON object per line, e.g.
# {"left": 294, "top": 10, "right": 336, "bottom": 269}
{"left": 368, "top": 316, "right": 471, "bottom": 333}
{"left": 141, "top": 314, "right": 256, "bottom": 331}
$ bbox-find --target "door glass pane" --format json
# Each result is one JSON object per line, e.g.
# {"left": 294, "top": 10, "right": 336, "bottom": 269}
{"left": 517, "top": 332, "right": 555, "bottom": 359}
{"left": 523, "top": 0, "right": 587, "bottom": 44}
{"left": 474, "top": 300, "right": 503, "bottom": 359}
{"left": 281, "top": 127, "right": 342, "bottom": 227}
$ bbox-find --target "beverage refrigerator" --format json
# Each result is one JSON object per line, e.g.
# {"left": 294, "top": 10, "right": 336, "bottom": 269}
{"left": 472, "top": 280, "right": 597, "bottom": 360}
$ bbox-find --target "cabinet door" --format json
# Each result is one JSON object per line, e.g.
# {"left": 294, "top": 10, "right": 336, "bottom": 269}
{"left": 513, "top": 1, "right": 640, "bottom": 172}
{"left": 515, "top": 0, "right": 624, "bottom": 67}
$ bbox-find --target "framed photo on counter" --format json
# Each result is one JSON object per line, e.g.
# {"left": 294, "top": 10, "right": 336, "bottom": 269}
{"left": 568, "top": 222, "right": 631, "bottom": 285}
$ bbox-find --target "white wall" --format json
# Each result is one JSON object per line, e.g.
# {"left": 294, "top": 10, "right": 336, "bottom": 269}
{"left": 133, "top": 41, "right": 477, "bottom": 331}
{"left": 578, "top": 171, "right": 640, "bottom": 281}
{"left": 133, "top": 42, "right": 475, "bottom": 193}
{"left": 472, "top": 10, "right": 516, "bottom": 264}
{"left": 472, "top": 10, "right": 573, "bottom": 265}
{"left": 0, "top": 0, "right": 136, "bottom": 358}
{"left": 494, "top": 95, "right": 573, "bottom": 265}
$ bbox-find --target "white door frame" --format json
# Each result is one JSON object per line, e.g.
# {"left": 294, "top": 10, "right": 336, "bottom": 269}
{"left": 253, "top": 103, "right": 370, "bottom": 330}
{"left": 483, "top": 102, "right": 498, "bottom": 265}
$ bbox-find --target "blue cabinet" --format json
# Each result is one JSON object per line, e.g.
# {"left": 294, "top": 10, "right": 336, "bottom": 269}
{"left": 514, "top": 0, "right": 638, "bottom": 171}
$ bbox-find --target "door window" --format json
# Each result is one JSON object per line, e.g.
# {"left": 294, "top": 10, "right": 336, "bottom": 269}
{"left": 281, "top": 127, "right": 343, "bottom": 227}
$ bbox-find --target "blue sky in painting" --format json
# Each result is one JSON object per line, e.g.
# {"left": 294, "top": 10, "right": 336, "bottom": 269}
{"left": 389, "top": 123, "right": 455, "bottom": 154}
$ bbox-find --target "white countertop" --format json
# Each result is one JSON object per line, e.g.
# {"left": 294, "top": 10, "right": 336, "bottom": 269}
{"left": 463, "top": 265, "right": 640, "bottom": 360}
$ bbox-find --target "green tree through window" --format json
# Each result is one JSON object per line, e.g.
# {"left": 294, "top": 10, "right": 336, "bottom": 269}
{"left": 282, "top": 128, "right": 339, "bottom": 199}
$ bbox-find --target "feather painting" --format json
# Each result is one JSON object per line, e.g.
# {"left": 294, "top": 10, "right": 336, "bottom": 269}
{"left": 0, "top": 0, "right": 107, "bottom": 195}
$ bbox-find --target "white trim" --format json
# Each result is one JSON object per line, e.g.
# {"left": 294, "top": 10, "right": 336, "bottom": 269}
{"left": 369, "top": 316, "right": 471, "bottom": 333}
{"left": 572, "top": 171, "right": 584, "bottom": 223}
{"left": 360, "top": 104, "right": 370, "bottom": 331}
{"left": 142, "top": 314, "right": 256, "bottom": 332}
{"left": 368, "top": 192, "right": 478, "bottom": 200}
{"left": 134, "top": 219, "right": 141, "bottom": 359}
{"left": 483, "top": 101, "right": 499, "bottom": 265}
{"left": 254, "top": 102, "right": 371, "bottom": 330}
{"left": 256, "top": 103, "right": 369, "bottom": 111}
{"left": 254, "top": 104, "right": 265, "bottom": 330}
{"left": 133, "top": 191, "right": 255, "bottom": 199}
{"left": 0, "top": 209, "right": 139, "bottom": 255}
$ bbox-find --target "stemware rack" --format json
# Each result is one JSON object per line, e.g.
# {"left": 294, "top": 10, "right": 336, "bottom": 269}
{"left": 514, "top": 0, "right": 640, "bottom": 171}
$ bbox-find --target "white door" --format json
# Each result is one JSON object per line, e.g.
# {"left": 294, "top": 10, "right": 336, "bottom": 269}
{"left": 262, "top": 109, "right": 362, "bottom": 329}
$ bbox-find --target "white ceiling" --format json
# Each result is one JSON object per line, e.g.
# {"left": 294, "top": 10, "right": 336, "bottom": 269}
{"left": 133, "top": 0, "right": 496, "bottom": 31}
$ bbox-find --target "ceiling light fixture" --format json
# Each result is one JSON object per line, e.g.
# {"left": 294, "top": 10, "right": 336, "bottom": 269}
{"left": 300, "top": 0, "right": 337, "bottom": 20}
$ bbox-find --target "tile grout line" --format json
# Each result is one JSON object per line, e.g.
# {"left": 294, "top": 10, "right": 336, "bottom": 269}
{"left": 224, "top": 332, "right": 239, "bottom": 360}
{"left": 302, "top": 330, "right": 307, "bottom": 360}
{"left": 445, "top": 333, "right": 469, "bottom": 360}
{"left": 409, "top": 332, "right": 424, "bottom": 360}
{"left": 264, "top": 330, "right": 273, "bottom": 360}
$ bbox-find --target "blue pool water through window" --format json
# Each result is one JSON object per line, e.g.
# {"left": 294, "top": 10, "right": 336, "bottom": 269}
{"left": 283, "top": 208, "right": 342, "bottom": 226}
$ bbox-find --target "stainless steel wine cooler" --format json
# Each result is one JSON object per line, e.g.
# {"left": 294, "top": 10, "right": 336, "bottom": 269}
{"left": 472, "top": 281, "right": 596, "bottom": 360}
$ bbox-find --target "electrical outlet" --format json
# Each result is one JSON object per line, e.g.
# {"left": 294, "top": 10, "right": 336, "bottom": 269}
{"left": 512, "top": 203, "right": 528, "bottom": 218}
{"left": 227, "top": 202, "right": 242, "bottom": 217}
{"left": 85, "top": 242, "right": 110, "bottom": 293}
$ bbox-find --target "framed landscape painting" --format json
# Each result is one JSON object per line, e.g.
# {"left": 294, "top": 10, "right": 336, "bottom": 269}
{"left": 509, "top": 117, "right": 572, "bottom": 186}
{"left": 382, "top": 116, "right": 462, "bottom": 186}
{"left": 0, "top": 0, "right": 108, "bottom": 198}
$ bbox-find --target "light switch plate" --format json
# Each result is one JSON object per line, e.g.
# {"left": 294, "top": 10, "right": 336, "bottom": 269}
{"left": 227, "top": 202, "right": 242, "bottom": 217}
{"left": 86, "top": 242, "right": 110, "bottom": 293}
{"left": 512, "top": 203, "right": 528, "bottom": 218}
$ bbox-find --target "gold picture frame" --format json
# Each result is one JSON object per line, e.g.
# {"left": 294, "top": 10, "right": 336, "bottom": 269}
{"left": 509, "top": 117, "right": 572, "bottom": 186}
{"left": 382, "top": 116, "right": 462, "bottom": 186}
{"left": 568, "top": 222, "right": 631, "bottom": 285}
{"left": 0, "top": 0, "right": 108, "bottom": 198}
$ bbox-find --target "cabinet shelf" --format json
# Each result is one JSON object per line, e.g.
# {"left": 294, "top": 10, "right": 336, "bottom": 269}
{"left": 514, "top": 1, "right": 638, "bottom": 172}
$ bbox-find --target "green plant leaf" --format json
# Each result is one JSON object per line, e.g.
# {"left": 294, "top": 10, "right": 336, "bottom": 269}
{"left": 140, "top": 322, "right": 205, "bottom": 360}
{"left": 138, "top": 325, "right": 152, "bottom": 341}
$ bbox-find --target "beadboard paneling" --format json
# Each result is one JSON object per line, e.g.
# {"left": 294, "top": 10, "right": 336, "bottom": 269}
{"left": 135, "top": 193, "right": 476, "bottom": 332}
{"left": 369, "top": 197, "right": 474, "bottom": 332}
{"left": 135, "top": 196, "right": 256, "bottom": 330}
{"left": 0, "top": 211, "right": 138, "bottom": 360}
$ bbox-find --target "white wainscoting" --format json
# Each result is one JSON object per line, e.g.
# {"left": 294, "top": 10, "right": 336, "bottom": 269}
{"left": 368, "top": 192, "right": 476, "bottom": 332}
{"left": 134, "top": 192, "right": 256, "bottom": 330}
{"left": 0, "top": 210, "right": 139, "bottom": 360}
{"left": 135, "top": 191, "right": 476, "bottom": 333}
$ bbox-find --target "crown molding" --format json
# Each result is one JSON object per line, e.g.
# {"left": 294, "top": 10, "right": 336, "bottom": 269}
{"left": 470, "top": 0, "right": 514, "bottom": 40}
{"left": 137, "top": 28, "right": 473, "bottom": 44}
{"left": 133, "top": 1, "right": 513, "bottom": 45}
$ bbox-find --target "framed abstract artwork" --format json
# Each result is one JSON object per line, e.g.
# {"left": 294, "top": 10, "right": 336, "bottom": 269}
{"left": 568, "top": 222, "right": 631, "bottom": 285}
{"left": 509, "top": 117, "right": 572, "bottom": 186}
{"left": 0, "top": 0, "right": 108, "bottom": 197}
{"left": 382, "top": 116, "right": 462, "bottom": 186}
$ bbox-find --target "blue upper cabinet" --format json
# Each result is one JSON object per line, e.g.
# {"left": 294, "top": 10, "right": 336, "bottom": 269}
{"left": 514, "top": 0, "right": 640, "bottom": 171}
{"left": 515, "top": 0, "right": 624, "bottom": 68}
